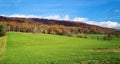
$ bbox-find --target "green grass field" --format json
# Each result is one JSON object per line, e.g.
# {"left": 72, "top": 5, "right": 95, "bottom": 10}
{"left": 0, "top": 32, "right": 120, "bottom": 64}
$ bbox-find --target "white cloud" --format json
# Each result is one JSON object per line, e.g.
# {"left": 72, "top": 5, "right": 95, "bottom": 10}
{"left": 8, "top": 14, "right": 41, "bottom": 18}
{"left": 72, "top": 17, "right": 120, "bottom": 29}
{"left": 97, "top": 21, "right": 120, "bottom": 29}
{"left": 7, "top": 14, "right": 69, "bottom": 20}
{"left": 72, "top": 17, "right": 88, "bottom": 22}
{"left": 1, "top": 14, "right": 120, "bottom": 29}
{"left": 43, "top": 15, "right": 61, "bottom": 20}
{"left": 63, "top": 15, "right": 69, "bottom": 20}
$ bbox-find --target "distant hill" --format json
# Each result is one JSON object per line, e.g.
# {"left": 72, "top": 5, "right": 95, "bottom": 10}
{"left": 0, "top": 16, "right": 95, "bottom": 27}
{"left": 0, "top": 16, "right": 119, "bottom": 35}
{"left": 0, "top": 16, "right": 113, "bottom": 28}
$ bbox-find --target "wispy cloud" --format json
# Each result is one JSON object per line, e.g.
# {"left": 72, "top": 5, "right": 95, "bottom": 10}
{"left": 7, "top": 14, "right": 70, "bottom": 20}
{"left": 8, "top": 14, "right": 42, "bottom": 18}
{"left": 2, "top": 14, "right": 120, "bottom": 29}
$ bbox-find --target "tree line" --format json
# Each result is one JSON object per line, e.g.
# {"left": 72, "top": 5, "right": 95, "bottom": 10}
{"left": 0, "top": 21, "right": 120, "bottom": 38}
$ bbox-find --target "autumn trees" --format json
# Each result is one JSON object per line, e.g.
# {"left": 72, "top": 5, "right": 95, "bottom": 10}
{"left": 0, "top": 20, "right": 119, "bottom": 39}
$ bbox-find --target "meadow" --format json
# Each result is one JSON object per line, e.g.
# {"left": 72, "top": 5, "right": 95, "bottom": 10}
{"left": 0, "top": 32, "right": 120, "bottom": 64}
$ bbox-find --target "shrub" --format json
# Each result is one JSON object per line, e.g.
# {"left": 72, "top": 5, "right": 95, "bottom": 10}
{"left": 103, "top": 34, "right": 112, "bottom": 40}
{"left": 0, "top": 25, "right": 6, "bottom": 37}
{"left": 73, "top": 33, "right": 87, "bottom": 38}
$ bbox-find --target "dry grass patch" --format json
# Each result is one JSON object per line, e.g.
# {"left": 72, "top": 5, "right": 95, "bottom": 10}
{"left": 90, "top": 47, "right": 120, "bottom": 52}
{"left": 75, "top": 59, "right": 120, "bottom": 64}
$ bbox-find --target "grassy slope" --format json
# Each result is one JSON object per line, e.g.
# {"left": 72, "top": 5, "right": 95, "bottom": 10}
{"left": 0, "top": 32, "right": 120, "bottom": 64}
{"left": 0, "top": 36, "right": 6, "bottom": 54}
{"left": 0, "top": 36, "right": 6, "bottom": 62}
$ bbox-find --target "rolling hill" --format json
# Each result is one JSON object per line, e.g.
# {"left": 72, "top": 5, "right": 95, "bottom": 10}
{"left": 0, "top": 16, "right": 119, "bottom": 35}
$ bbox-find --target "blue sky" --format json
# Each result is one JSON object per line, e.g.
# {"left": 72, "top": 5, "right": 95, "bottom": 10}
{"left": 0, "top": 0, "right": 120, "bottom": 29}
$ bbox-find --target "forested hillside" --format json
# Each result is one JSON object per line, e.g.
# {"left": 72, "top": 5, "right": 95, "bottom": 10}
{"left": 0, "top": 16, "right": 120, "bottom": 36}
